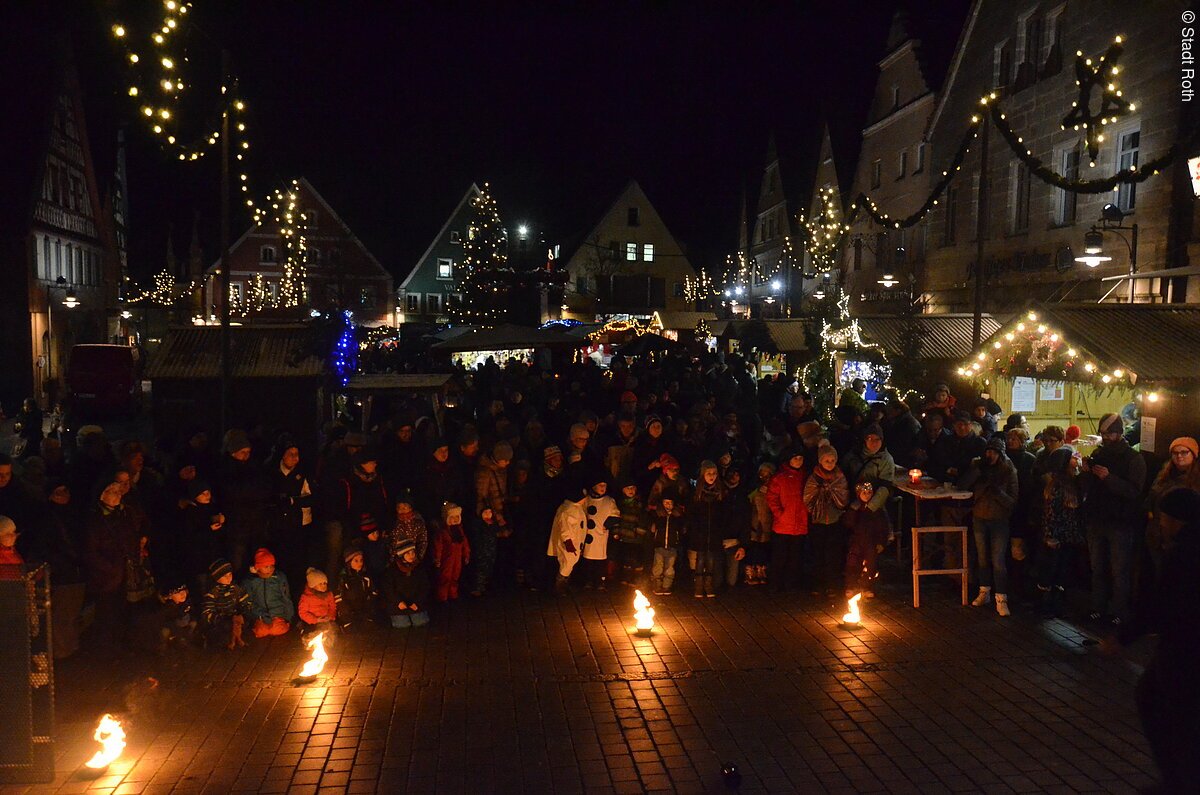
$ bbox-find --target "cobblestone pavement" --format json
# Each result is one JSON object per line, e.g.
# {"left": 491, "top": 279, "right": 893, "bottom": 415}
{"left": 2, "top": 577, "right": 1157, "bottom": 794}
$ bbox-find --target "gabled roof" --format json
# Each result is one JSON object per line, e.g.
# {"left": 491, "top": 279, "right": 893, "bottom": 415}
{"left": 209, "top": 177, "right": 389, "bottom": 279}
{"left": 399, "top": 183, "right": 480, "bottom": 290}
{"left": 857, "top": 313, "right": 1001, "bottom": 361}
{"left": 651, "top": 310, "right": 716, "bottom": 331}
{"left": 561, "top": 180, "right": 692, "bottom": 269}
{"left": 145, "top": 325, "right": 324, "bottom": 379}
{"left": 925, "top": 0, "right": 982, "bottom": 139}
{"left": 961, "top": 303, "right": 1200, "bottom": 388}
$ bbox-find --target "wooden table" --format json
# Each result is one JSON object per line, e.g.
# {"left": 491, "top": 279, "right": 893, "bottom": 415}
{"left": 892, "top": 480, "right": 973, "bottom": 608}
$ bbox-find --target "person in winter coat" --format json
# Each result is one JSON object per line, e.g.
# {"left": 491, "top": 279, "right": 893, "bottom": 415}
{"left": 766, "top": 448, "right": 809, "bottom": 592}
{"left": 263, "top": 439, "right": 314, "bottom": 598}
{"left": 41, "top": 480, "right": 87, "bottom": 658}
{"left": 469, "top": 507, "right": 503, "bottom": 596}
{"left": 200, "top": 558, "right": 252, "bottom": 650}
{"left": 332, "top": 450, "right": 391, "bottom": 579}
{"left": 1144, "top": 437, "right": 1200, "bottom": 576}
{"left": 420, "top": 439, "right": 463, "bottom": 522}
{"left": 912, "top": 412, "right": 954, "bottom": 482}
{"left": 804, "top": 442, "right": 850, "bottom": 596}
{"left": 921, "top": 383, "right": 957, "bottom": 422}
{"left": 648, "top": 454, "right": 690, "bottom": 514}
{"left": 336, "top": 545, "right": 377, "bottom": 629}
{"left": 85, "top": 479, "right": 141, "bottom": 649}
{"left": 632, "top": 415, "right": 670, "bottom": 496}
{"left": 388, "top": 492, "right": 428, "bottom": 562}
{"left": 216, "top": 429, "right": 270, "bottom": 573}
{"left": 687, "top": 461, "right": 731, "bottom": 598}
{"left": 649, "top": 497, "right": 684, "bottom": 595}
{"left": 0, "top": 516, "right": 21, "bottom": 568}
{"left": 181, "top": 480, "right": 226, "bottom": 593}
{"left": 241, "top": 547, "right": 294, "bottom": 637}
{"left": 383, "top": 539, "right": 431, "bottom": 628}
{"left": 612, "top": 479, "right": 651, "bottom": 587}
{"left": 1005, "top": 427, "right": 1038, "bottom": 566}
{"left": 1079, "top": 412, "right": 1147, "bottom": 625}
{"left": 746, "top": 463, "right": 775, "bottom": 586}
{"left": 882, "top": 399, "right": 923, "bottom": 469}
{"left": 1035, "top": 448, "right": 1084, "bottom": 615}
{"left": 297, "top": 567, "right": 338, "bottom": 640}
{"left": 843, "top": 481, "right": 891, "bottom": 597}
{"left": 474, "top": 441, "right": 513, "bottom": 528}
{"left": 720, "top": 468, "right": 751, "bottom": 589}
{"left": 529, "top": 445, "right": 571, "bottom": 589}
{"left": 959, "top": 436, "right": 1020, "bottom": 616}
{"left": 432, "top": 502, "right": 471, "bottom": 601}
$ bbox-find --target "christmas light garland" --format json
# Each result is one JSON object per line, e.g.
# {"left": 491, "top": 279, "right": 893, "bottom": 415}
{"left": 957, "top": 309, "right": 1134, "bottom": 389}
{"left": 450, "top": 182, "right": 510, "bottom": 327}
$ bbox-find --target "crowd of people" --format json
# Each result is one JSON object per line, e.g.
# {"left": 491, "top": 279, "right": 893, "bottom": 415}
{"left": 0, "top": 350, "right": 1194, "bottom": 651}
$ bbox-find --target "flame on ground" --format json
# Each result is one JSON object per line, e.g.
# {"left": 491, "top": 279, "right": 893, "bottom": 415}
{"left": 84, "top": 714, "right": 125, "bottom": 769}
{"left": 633, "top": 590, "right": 656, "bottom": 632}
{"left": 842, "top": 593, "right": 862, "bottom": 625}
{"left": 299, "top": 632, "right": 328, "bottom": 678}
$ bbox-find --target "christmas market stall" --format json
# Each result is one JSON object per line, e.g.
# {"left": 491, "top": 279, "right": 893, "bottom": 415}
{"left": 958, "top": 303, "right": 1200, "bottom": 455}
{"left": 145, "top": 324, "right": 325, "bottom": 450}
{"left": 715, "top": 319, "right": 811, "bottom": 378}
{"left": 342, "top": 373, "right": 458, "bottom": 434}
{"left": 648, "top": 310, "right": 716, "bottom": 347}
{"left": 429, "top": 323, "right": 583, "bottom": 370}
{"left": 855, "top": 312, "right": 1002, "bottom": 395}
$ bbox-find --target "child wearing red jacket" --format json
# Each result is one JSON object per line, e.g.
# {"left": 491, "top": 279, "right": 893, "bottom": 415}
{"left": 842, "top": 481, "right": 890, "bottom": 598}
{"left": 298, "top": 567, "right": 337, "bottom": 640}
{"left": 432, "top": 502, "right": 471, "bottom": 601}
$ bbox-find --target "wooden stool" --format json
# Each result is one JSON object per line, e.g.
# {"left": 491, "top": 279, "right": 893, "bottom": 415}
{"left": 911, "top": 526, "right": 968, "bottom": 608}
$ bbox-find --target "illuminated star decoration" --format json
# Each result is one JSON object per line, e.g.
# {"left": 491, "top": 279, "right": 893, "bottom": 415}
{"left": 1060, "top": 36, "right": 1133, "bottom": 165}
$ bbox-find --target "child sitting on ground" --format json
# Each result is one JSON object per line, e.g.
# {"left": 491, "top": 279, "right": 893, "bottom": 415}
{"left": 432, "top": 502, "right": 470, "bottom": 601}
{"left": 336, "top": 544, "right": 377, "bottom": 630}
{"left": 842, "top": 480, "right": 890, "bottom": 598}
{"left": 297, "top": 567, "right": 337, "bottom": 640}
{"left": 383, "top": 539, "right": 431, "bottom": 627}
{"left": 201, "top": 558, "right": 252, "bottom": 650}
{"left": 242, "top": 547, "right": 294, "bottom": 637}
{"left": 161, "top": 582, "right": 196, "bottom": 646}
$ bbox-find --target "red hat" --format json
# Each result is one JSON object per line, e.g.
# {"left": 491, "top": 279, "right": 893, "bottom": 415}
{"left": 658, "top": 453, "right": 680, "bottom": 471}
{"left": 620, "top": 390, "right": 637, "bottom": 403}
{"left": 1065, "top": 425, "right": 1081, "bottom": 443}
{"left": 253, "top": 548, "right": 276, "bottom": 569}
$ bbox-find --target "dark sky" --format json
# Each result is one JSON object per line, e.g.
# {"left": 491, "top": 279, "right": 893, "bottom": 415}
{"left": 64, "top": 0, "right": 970, "bottom": 283}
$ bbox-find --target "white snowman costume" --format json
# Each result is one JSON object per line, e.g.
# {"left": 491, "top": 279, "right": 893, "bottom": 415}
{"left": 580, "top": 494, "right": 619, "bottom": 562}
{"left": 548, "top": 498, "right": 587, "bottom": 578}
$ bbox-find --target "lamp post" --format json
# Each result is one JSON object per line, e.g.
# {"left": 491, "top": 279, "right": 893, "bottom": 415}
{"left": 1075, "top": 203, "right": 1138, "bottom": 303}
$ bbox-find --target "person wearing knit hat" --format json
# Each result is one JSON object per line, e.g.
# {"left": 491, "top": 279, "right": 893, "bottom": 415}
{"left": 1145, "top": 437, "right": 1200, "bottom": 568}
{"left": 1065, "top": 425, "right": 1082, "bottom": 445}
{"left": 432, "top": 502, "right": 470, "bottom": 601}
{"left": 336, "top": 543, "right": 376, "bottom": 630}
{"left": 959, "top": 428, "right": 1020, "bottom": 616}
{"left": 543, "top": 444, "right": 563, "bottom": 463}
{"left": 383, "top": 536, "right": 431, "bottom": 628}
{"left": 804, "top": 441, "right": 849, "bottom": 597}
{"left": 243, "top": 547, "right": 294, "bottom": 637}
{"left": 297, "top": 567, "right": 337, "bottom": 640}
{"left": 389, "top": 490, "right": 428, "bottom": 563}
{"left": 743, "top": 462, "right": 777, "bottom": 586}
{"left": 687, "top": 459, "right": 729, "bottom": 598}
{"left": 491, "top": 441, "right": 514, "bottom": 463}
{"left": 647, "top": 453, "right": 688, "bottom": 516}
{"left": 222, "top": 429, "right": 252, "bottom": 457}
{"left": 200, "top": 558, "right": 251, "bottom": 649}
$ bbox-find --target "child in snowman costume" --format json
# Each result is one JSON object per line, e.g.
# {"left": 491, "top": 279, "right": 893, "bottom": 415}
{"left": 549, "top": 467, "right": 619, "bottom": 594}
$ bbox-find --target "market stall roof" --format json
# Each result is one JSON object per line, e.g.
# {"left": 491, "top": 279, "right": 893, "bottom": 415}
{"left": 762, "top": 320, "right": 810, "bottom": 353}
{"left": 428, "top": 323, "right": 584, "bottom": 353}
{"left": 857, "top": 313, "right": 1001, "bottom": 360}
{"left": 145, "top": 325, "right": 323, "bottom": 380}
{"left": 962, "top": 303, "right": 1200, "bottom": 389}
{"left": 650, "top": 310, "right": 716, "bottom": 331}
{"left": 344, "top": 373, "right": 453, "bottom": 393}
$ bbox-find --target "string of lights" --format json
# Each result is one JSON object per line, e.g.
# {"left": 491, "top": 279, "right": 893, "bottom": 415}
{"left": 451, "top": 183, "right": 511, "bottom": 326}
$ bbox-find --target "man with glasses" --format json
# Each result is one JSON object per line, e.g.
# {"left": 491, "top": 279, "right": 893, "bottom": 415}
{"left": 1080, "top": 413, "right": 1146, "bottom": 626}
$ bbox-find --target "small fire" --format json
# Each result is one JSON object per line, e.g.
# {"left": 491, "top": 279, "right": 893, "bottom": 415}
{"left": 84, "top": 714, "right": 125, "bottom": 769}
{"left": 299, "top": 632, "right": 328, "bottom": 678}
{"left": 633, "top": 590, "right": 656, "bottom": 634}
{"left": 842, "top": 593, "right": 862, "bottom": 625}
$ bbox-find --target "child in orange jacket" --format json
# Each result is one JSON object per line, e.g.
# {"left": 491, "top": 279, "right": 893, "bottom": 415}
{"left": 297, "top": 567, "right": 337, "bottom": 640}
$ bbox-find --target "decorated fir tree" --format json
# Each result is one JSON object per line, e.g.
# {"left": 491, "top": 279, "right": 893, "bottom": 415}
{"left": 451, "top": 183, "right": 509, "bottom": 326}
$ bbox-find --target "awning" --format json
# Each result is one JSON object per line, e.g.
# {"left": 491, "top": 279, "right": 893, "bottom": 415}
{"left": 429, "top": 323, "right": 584, "bottom": 353}
{"left": 145, "top": 325, "right": 324, "bottom": 379}
{"left": 857, "top": 313, "right": 1001, "bottom": 361}
{"left": 650, "top": 310, "right": 716, "bottom": 331}
{"left": 345, "top": 374, "right": 453, "bottom": 393}
{"left": 959, "top": 303, "right": 1200, "bottom": 389}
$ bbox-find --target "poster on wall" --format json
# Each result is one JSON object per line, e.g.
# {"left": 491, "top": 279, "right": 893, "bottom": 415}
{"left": 1011, "top": 377, "right": 1037, "bottom": 413}
{"left": 1141, "top": 416, "right": 1157, "bottom": 454}
{"left": 1039, "top": 381, "right": 1065, "bottom": 401}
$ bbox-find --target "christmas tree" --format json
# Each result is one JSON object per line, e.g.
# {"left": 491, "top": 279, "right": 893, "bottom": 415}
{"left": 451, "top": 183, "right": 509, "bottom": 326}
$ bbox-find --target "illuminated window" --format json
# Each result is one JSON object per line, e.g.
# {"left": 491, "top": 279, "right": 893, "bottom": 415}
{"left": 437, "top": 258, "right": 453, "bottom": 279}
{"left": 643, "top": 243, "right": 654, "bottom": 262}
{"left": 626, "top": 242, "right": 637, "bottom": 261}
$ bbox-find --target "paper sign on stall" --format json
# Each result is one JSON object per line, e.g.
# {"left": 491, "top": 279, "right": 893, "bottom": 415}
{"left": 1011, "top": 377, "right": 1037, "bottom": 413}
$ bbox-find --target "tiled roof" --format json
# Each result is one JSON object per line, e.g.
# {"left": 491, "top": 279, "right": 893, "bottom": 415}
{"left": 1004, "top": 304, "right": 1200, "bottom": 385}
{"left": 857, "top": 313, "right": 1001, "bottom": 360}
{"left": 145, "top": 325, "right": 324, "bottom": 379}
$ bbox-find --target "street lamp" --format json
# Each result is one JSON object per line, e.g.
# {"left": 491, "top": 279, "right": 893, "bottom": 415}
{"left": 1075, "top": 203, "right": 1137, "bottom": 302}
{"left": 877, "top": 274, "right": 900, "bottom": 288}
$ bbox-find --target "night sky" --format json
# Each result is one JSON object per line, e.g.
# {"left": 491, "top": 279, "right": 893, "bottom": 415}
{"left": 60, "top": 0, "right": 969, "bottom": 284}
